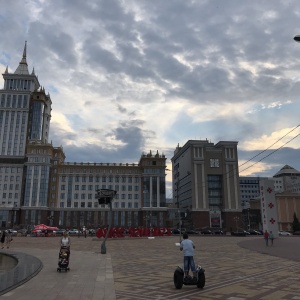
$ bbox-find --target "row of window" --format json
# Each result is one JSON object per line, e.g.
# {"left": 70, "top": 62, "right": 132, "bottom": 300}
{"left": 59, "top": 193, "right": 139, "bottom": 200}
{"left": 0, "top": 93, "right": 29, "bottom": 108}
{"left": 59, "top": 184, "right": 139, "bottom": 192}
{"left": 0, "top": 167, "right": 22, "bottom": 173}
{"left": 60, "top": 176, "right": 140, "bottom": 183}
{"left": 60, "top": 201, "right": 139, "bottom": 208}
{"left": 2, "top": 192, "right": 19, "bottom": 199}
{"left": 0, "top": 175, "right": 21, "bottom": 181}
{"left": 58, "top": 168, "right": 140, "bottom": 174}
{"left": 0, "top": 183, "right": 20, "bottom": 190}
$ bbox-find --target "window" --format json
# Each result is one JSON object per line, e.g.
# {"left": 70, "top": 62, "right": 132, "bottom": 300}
{"left": 75, "top": 185, "right": 79, "bottom": 190}
{"left": 121, "top": 202, "right": 125, "bottom": 208}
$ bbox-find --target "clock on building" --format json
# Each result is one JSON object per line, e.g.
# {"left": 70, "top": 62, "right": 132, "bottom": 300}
{"left": 210, "top": 159, "right": 219, "bottom": 168}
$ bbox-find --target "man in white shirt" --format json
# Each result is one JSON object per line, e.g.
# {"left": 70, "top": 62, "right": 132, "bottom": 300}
{"left": 180, "top": 233, "right": 197, "bottom": 282}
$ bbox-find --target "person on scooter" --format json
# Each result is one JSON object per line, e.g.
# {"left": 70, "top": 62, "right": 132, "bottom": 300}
{"left": 180, "top": 233, "right": 197, "bottom": 282}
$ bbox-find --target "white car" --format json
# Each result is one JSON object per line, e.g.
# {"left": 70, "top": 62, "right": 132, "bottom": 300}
{"left": 279, "top": 231, "right": 291, "bottom": 236}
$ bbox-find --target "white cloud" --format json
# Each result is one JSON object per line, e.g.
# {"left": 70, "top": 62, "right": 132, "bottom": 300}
{"left": 1, "top": 0, "right": 300, "bottom": 186}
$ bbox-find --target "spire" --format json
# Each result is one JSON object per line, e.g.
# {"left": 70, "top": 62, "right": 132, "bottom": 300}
{"left": 5, "top": 66, "right": 8, "bottom": 73}
{"left": 31, "top": 67, "right": 35, "bottom": 75}
{"left": 14, "top": 41, "right": 29, "bottom": 75}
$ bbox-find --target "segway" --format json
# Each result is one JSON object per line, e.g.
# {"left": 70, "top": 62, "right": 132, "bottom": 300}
{"left": 173, "top": 265, "right": 205, "bottom": 289}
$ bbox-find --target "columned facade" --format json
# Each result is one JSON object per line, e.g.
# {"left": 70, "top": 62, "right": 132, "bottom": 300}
{"left": 171, "top": 140, "right": 241, "bottom": 232}
{"left": 0, "top": 44, "right": 168, "bottom": 230}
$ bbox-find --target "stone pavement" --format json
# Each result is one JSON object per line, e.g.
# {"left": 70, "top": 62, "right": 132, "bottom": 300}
{"left": 1, "top": 234, "right": 300, "bottom": 299}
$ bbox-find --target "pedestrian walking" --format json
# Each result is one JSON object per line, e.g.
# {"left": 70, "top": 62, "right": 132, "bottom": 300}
{"left": 6, "top": 230, "right": 13, "bottom": 249}
{"left": 1, "top": 230, "right": 6, "bottom": 249}
{"left": 269, "top": 231, "right": 274, "bottom": 246}
{"left": 264, "top": 230, "right": 269, "bottom": 246}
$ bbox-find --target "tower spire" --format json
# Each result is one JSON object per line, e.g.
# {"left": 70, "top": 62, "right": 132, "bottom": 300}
{"left": 14, "top": 41, "right": 29, "bottom": 75}
{"left": 22, "top": 41, "right": 27, "bottom": 64}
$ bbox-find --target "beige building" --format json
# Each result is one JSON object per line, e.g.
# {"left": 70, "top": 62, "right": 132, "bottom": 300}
{"left": 0, "top": 43, "right": 168, "bottom": 230}
{"left": 171, "top": 140, "right": 241, "bottom": 231}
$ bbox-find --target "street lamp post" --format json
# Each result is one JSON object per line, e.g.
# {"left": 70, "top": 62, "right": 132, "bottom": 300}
{"left": 234, "top": 216, "right": 239, "bottom": 233}
{"left": 247, "top": 208, "right": 251, "bottom": 231}
{"left": 294, "top": 35, "right": 300, "bottom": 42}
{"left": 96, "top": 189, "right": 117, "bottom": 254}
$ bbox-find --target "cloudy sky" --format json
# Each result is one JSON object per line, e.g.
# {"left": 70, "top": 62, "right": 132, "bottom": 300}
{"left": 1, "top": 0, "right": 300, "bottom": 197}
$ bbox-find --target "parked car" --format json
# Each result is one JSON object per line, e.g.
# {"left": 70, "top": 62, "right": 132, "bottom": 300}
{"left": 55, "top": 229, "right": 66, "bottom": 236}
{"left": 231, "top": 231, "right": 247, "bottom": 236}
{"left": 88, "top": 229, "right": 96, "bottom": 235}
{"left": 171, "top": 228, "right": 186, "bottom": 234}
{"left": 213, "top": 230, "right": 224, "bottom": 235}
{"left": 249, "top": 229, "right": 262, "bottom": 235}
{"left": 279, "top": 231, "right": 291, "bottom": 236}
{"left": 68, "top": 229, "right": 79, "bottom": 235}
{"left": 186, "top": 229, "right": 199, "bottom": 235}
{"left": 201, "top": 229, "right": 213, "bottom": 235}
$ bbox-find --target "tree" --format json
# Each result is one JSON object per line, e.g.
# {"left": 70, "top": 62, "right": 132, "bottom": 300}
{"left": 292, "top": 212, "right": 300, "bottom": 232}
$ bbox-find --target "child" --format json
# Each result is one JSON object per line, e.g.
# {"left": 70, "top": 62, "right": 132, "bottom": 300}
{"left": 180, "top": 233, "right": 197, "bottom": 282}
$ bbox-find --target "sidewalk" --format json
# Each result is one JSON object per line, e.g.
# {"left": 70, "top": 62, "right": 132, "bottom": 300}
{"left": 0, "top": 236, "right": 116, "bottom": 300}
{"left": 1, "top": 235, "right": 300, "bottom": 300}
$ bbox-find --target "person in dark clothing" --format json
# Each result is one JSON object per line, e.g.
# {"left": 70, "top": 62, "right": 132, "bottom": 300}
{"left": 1, "top": 230, "right": 6, "bottom": 249}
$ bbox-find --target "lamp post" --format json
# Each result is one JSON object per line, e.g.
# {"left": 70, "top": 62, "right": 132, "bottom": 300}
{"left": 247, "top": 208, "right": 251, "bottom": 231}
{"left": 234, "top": 216, "right": 239, "bottom": 233}
{"left": 294, "top": 35, "right": 300, "bottom": 42}
{"left": 96, "top": 189, "right": 117, "bottom": 254}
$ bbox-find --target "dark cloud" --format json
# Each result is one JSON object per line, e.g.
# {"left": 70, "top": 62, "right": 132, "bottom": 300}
{"left": 2, "top": 0, "right": 300, "bottom": 186}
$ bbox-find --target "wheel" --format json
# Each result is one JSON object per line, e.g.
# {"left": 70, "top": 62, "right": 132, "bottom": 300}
{"left": 174, "top": 269, "right": 184, "bottom": 289}
{"left": 197, "top": 272, "right": 205, "bottom": 288}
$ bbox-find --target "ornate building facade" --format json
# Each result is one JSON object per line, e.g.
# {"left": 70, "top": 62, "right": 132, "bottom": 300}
{"left": 0, "top": 44, "right": 167, "bottom": 229}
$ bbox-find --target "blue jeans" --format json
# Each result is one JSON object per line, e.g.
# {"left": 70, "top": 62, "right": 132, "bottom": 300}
{"left": 184, "top": 256, "right": 196, "bottom": 273}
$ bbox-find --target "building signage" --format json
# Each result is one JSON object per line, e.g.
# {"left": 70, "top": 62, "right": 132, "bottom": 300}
{"left": 210, "top": 211, "right": 221, "bottom": 228}
{"left": 260, "top": 179, "right": 279, "bottom": 238}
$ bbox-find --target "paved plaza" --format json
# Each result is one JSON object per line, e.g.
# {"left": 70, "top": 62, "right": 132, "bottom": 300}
{"left": 1, "top": 234, "right": 300, "bottom": 299}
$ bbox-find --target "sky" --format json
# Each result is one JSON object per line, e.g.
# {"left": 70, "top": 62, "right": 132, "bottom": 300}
{"left": 1, "top": 0, "right": 300, "bottom": 197}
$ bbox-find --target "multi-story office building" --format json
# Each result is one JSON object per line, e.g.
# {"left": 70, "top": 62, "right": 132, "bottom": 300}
{"left": 171, "top": 139, "right": 241, "bottom": 231}
{"left": 239, "top": 176, "right": 267, "bottom": 209}
{"left": 0, "top": 43, "right": 167, "bottom": 229}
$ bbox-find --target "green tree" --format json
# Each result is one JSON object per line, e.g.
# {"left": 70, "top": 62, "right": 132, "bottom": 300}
{"left": 292, "top": 212, "right": 300, "bottom": 232}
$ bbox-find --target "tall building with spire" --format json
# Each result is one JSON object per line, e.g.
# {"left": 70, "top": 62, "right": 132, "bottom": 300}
{"left": 0, "top": 43, "right": 167, "bottom": 229}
